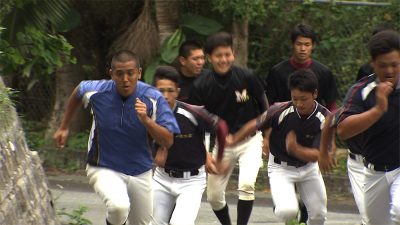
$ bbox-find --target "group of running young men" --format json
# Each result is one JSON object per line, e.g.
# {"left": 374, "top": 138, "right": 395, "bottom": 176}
{"left": 53, "top": 23, "right": 399, "bottom": 225}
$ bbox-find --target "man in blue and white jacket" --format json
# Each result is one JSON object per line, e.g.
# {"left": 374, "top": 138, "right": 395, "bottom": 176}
{"left": 53, "top": 50, "right": 180, "bottom": 225}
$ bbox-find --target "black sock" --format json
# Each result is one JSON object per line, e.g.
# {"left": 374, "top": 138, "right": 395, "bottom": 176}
{"left": 213, "top": 204, "right": 232, "bottom": 225}
{"left": 106, "top": 220, "right": 126, "bottom": 225}
{"left": 237, "top": 199, "right": 254, "bottom": 225}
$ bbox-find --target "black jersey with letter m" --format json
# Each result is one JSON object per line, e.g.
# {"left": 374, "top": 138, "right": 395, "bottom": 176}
{"left": 188, "top": 65, "right": 268, "bottom": 133}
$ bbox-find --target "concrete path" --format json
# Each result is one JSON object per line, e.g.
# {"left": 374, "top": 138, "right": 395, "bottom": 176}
{"left": 48, "top": 175, "right": 362, "bottom": 225}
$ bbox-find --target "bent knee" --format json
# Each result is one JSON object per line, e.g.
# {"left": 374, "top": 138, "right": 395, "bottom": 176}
{"left": 391, "top": 204, "right": 400, "bottom": 224}
{"left": 238, "top": 183, "right": 255, "bottom": 200}
{"left": 274, "top": 206, "right": 298, "bottom": 221}
{"left": 107, "top": 201, "right": 130, "bottom": 224}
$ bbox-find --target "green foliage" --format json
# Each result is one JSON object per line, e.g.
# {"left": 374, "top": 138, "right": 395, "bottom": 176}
{"left": 212, "top": 0, "right": 266, "bottom": 23}
{"left": 0, "top": 85, "right": 17, "bottom": 127}
{"left": 58, "top": 206, "right": 92, "bottom": 225}
{"left": 0, "top": 26, "right": 75, "bottom": 78}
{"left": 66, "top": 132, "right": 90, "bottom": 150}
{"left": 0, "top": 0, "right": 76, "bottom": 85}
{"left": 160, "top": 28, "right": 185, "bottom": 64}
{"left": 143, "top": 13, "right": 223, "bottom": 83}
{"left": 180, "top": 14, "right": 223, "bottom": 35}
{"left": 247, "top": 1, "right": 400, "bottom": 104}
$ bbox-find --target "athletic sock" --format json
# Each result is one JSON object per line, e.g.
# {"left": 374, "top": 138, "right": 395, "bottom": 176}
{"left": 237, "top": 199, "right": 254, "bottom": 225}
{"left": 213, "top": 204, "right": 232, "bottom": 225}
{"left": 106, "top": 220, "right": 126, "bottom": 225}
{"left": 298, "top": 200, "right": 308, "bottom": 223}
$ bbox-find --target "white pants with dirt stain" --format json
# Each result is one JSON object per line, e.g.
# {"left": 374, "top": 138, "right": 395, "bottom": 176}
{"left": 86, "top": 165, "right": 153, "bottom": 225}
{"left": 268, "top": 154, "right": 327, "bottom": 225}
{"left": 207, "top": 131, "right": 263, "bottom": 210}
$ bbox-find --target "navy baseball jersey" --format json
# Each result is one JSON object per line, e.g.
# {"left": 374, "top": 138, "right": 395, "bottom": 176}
{"left": 164, "top": 101, "right": 220, "bottom": 170}
{"left": 188, "top": 65, "right": 269, "bottom": 133}
{"left": 266, "top": 59, "right": 338, "bottom": 107}
{"left": 77, "top": 80, "right": 180, "bottom": 176}
{"left": 258, "top": 101, "right": 330, "bottom": 166}
{"left": 339, "top": 74, "right": 400, "bottom": 166}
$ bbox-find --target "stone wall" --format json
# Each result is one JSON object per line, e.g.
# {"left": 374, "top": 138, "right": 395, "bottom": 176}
{"left": 0, "top": 77, "right": 59, "bottom": 225}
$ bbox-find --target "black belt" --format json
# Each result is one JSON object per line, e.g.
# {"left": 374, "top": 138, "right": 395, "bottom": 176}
{"left": 273, "top": 156, "right": 306, "bottom": 168}
{"left": 363, "top": 160, "right": 399, "bottom": 172}
{"left": 164, "top": 168, "right": 199, "bottom": 178}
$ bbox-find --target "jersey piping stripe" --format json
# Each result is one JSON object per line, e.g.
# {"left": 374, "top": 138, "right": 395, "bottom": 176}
{"left": 177, "top": 107, "right": 198, "bottom": 126}
{"left": 341, "top": 78, "right": 370, "bottom": 121}
{"left": 361, "top": 81, "right": 377, "bottom": 101}
{"left": 278, "top": 106, "right": 294, "bottom": 125}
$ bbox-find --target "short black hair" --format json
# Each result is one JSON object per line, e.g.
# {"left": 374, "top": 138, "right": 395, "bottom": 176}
{"left": 204, "top": 31, "right": 232, "bottom": 55}
{"left": 368, "top": 30, "right": 400, "bottom": 60}
{"left": 111, "top": 50, "right": 141, "bottom": 69}
{"left": 371, "top": 23, "right": 393, "bottom": 36}
{"left": 179, "top": 40, "right": 203, "bottom": 58}
{"left": 290, "top": 23, "right": 318, "bottom": 44}
{"left": 288, "top": 69, "right": 318, "bottom": 93}
{"left": 153, "top": 66, "right": 180, "bottom": 86}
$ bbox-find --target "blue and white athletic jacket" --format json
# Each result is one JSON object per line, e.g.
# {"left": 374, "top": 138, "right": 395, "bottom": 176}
{"left": 77, "top": 80, "right": 180, "bottom": 176}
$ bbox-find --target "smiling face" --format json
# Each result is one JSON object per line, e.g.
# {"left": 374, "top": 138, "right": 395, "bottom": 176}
{"left": 179, "top": 49, "right": 205, "bottom": 77}
{"left": 207, "top": 46, "right": 235, "bottom": 75}
{"left": 292, "top": 36, "right": 314, "bottom": 64}
{"left": 110, "top": 60, "right": 142, "bottom": 97}
{"left": 291, "top": 88, "right": 317, "bottom": 116}
{"left": 371, "top": 50, "right": 400, "bottom": 86}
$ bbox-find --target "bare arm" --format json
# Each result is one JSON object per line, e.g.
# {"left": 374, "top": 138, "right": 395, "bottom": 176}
{"left": 53, "top": 86, "right": 82, "bottom": 148}
{"left": 135, "top": 98, "right": 173, "bottom": 148}
{"left": 337, "top": 81, "right": 393, "bottom": 140}
{"left": 318, "top": 114, "right": 337, "bottom": 172}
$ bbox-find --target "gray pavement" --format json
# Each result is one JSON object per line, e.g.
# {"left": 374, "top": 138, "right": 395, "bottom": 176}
{"left": 48, "top": 174, "right": 362, "bottom": 225}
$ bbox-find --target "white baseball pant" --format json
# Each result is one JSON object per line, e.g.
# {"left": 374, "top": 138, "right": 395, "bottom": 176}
{"left": 347, "top": 153, "right": 368, "bottom": 224}
{"left": 268, "top": 154, "right": 327, "bottom": 225}
{"left": 86, "top": 165, "right": 153, "bottom": 225}
{"left": 364, "top": 166, "right": 400, "bottom": 225}
{"left": 207, "top": 132, "right": 263, "bottom": 210}
{"left": 152, "top": 166, "right": 206, "bottom": 225}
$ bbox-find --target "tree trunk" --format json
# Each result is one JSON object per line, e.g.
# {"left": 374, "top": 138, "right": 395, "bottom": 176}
{"left": 44, "top": 64, "right": 89, "bottom": 141}
{"left": 232, "top": 20, "right": 249, "bottom": 67}
{"left": 155, "top": 0, "right": 179, "bottom": 45}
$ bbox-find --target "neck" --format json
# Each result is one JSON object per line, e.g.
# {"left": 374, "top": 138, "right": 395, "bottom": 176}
{"left": 290, "top": 57, "right": 312, "bottom": 69}
{"left": 180, "top": 68, "right": 197, "bottom": 78}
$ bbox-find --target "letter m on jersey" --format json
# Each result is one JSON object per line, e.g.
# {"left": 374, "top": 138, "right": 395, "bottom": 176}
{"left": 235, "top": 89, "right": 249, "bottom": 102}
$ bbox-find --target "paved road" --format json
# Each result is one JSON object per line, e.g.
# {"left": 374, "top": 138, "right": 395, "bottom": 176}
{"left": 48, "top": 175, "right": 362, "bottom": 225}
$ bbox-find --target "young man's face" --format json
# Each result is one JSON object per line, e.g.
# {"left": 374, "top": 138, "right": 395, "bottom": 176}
{"left": 110, "top": 60, "right": 141, "bottom": 97}
{"left": 155, "top": 79, "right": 179, "bottom": 109}
{"left": 207, "top": 46, "right": 235, "bottom": 74}
{"left": 179, "top": 49, "right": 205, "bottom": 77}
{"left": 292, "top": 36, "right": 314, "bottom": 63}
{"left": 291, "top": 88, "right": 317, "bottom": 116}
{"left": 371, "top": 50, "right": 400, "bottom": 86}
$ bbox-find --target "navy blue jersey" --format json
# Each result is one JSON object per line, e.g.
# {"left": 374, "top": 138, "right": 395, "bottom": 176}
{"left": 188, "top": 65, "right": 269, "bottom": 133}
{"left": 77, "top": 80, "right": 180, "bottom": 176}
{"left": 164, "top": 101, "right": 217, "bottom": 170}
{"left": 339, "top": 74, "right": 400, "bottom": 165}
{"left": 258, "top": 101, "right": 330, "bottom": 165}
{"left": 266, "top": 59, "right": 338, "bottom": 106}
